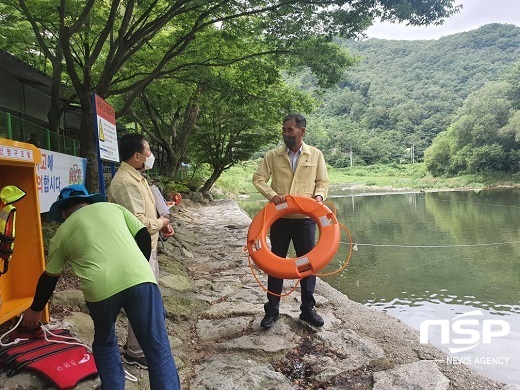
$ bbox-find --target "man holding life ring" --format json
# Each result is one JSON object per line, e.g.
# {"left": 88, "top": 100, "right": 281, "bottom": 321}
{"left": 252, "top": 113, "right": 330, "bottom": 328}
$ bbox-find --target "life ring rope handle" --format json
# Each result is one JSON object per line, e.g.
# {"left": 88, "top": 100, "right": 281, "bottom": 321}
{"left": 315, "top": 222, "right": 352, "bottom": 277}
{"left": 246, "top": 254, "right": 302, "bottom": 297}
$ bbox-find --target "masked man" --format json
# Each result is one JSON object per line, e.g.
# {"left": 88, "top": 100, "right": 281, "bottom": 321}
{"left": 108, "top": 133, "right": 174, "bottom": 368}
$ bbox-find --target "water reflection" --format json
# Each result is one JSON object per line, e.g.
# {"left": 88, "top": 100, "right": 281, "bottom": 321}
{"left": 321, "top": 190, "right": 520, "bottom": 314}
{"left": 237, "top": 188, "right": 520, "bottom": 385}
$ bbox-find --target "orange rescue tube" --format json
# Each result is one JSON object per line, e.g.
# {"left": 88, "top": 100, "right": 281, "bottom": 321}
{"left": 246, "top": 195, "right": 340, "bottom": 279}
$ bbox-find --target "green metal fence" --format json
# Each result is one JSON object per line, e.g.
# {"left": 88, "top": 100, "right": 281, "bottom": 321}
{"left": 0, "top": 111, "right": 80, "bottom": 156}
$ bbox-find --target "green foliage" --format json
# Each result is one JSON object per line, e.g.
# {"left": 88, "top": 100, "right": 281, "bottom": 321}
{"left": 0, "top": 0, "right": 479, "bottom": 190}
{"left": 0, "top": 1, "right": 53, "bottom": 70}
{"left": 465, "top": 144, "right": 507, "bottom": 172}
{"left": 451, "top": 81, "right": 512, "bottom": 148}
{"left": 426, "top": 77, "right": 520, "bottom": 176}
{"left": 500, "top": 110, "right": 520, "bottom": 143}
{"left": 506, "top": 61, "right": 520, "bottom": 109}
{"left": 188, "top": 48, "right": 316, "bottom": 193}
{"left": 148, "top": 175, "right": 189, "bottom": 197}
{"left": 283, "top": 37, "right": 358, "bottom": 88}
{"left": 0, "top": 0, "right": 459, "bottom": 166}
{"left": 304, "top": 24, "right": 520, "bottom": 168}
{"left": 424, "top": 131, "right": 452, "bottom": 176}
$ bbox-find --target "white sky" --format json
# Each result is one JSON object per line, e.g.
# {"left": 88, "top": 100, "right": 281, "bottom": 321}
{"left": 365, "top": 0, "right": 520, "bottom": 40}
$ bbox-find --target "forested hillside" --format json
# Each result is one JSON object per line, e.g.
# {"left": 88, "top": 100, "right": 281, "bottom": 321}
{"left": 304, "top": 23, "right": 520, "bottom": 169}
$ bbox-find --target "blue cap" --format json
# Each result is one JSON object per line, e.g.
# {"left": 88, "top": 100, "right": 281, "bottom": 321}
{"left": 48, "top": 184, "right": 105, "bottom": 222}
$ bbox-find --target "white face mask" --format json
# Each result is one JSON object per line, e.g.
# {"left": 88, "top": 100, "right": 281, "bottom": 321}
{"left": 144, "top": 153, "right": 155, "bottom": 170}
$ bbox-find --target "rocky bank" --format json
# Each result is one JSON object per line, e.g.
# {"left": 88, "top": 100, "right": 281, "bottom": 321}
{"left": 1, "top": 199, "right": 518, "bottom": 389}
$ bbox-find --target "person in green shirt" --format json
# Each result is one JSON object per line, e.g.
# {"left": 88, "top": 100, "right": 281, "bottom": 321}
{"left": 21, "top": 184, "right": 180, "bottom": 390}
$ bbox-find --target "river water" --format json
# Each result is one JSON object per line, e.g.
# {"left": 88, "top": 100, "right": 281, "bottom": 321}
{"left": 237, "top": 187, "right": 520, "bottom": 386}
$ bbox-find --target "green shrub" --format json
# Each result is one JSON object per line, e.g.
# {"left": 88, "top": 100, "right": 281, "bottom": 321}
{"left": 149, "top": 174, "right": 189, "bottom": 198}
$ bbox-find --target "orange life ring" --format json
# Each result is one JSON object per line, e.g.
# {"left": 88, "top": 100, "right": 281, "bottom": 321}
{"left": 246, "top": 195, "right": 340, "bottom": 279}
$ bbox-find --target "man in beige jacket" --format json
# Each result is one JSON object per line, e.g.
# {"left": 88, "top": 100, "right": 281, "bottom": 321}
{"left": 252, "top": 113, "right": 330, "bottom": 329}
{"left": 108, "top": 133, "right": 174, "bottom": 369}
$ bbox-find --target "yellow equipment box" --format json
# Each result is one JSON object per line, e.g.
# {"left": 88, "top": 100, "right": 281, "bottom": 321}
{"left": 0, "top": 138, "right": 49, "bottom": 325}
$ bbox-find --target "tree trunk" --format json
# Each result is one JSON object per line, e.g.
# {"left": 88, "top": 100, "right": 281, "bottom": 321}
{"left": 47, "top": 60, "right": 63, "bottom": 134}
{"left": 170, "top": 86, "right": 202, "bottom": 178}
{"left": 78, "top": 93, "right": 99, "bottom": 193}
{"left": 199, "top": 166, "right": 223, "bottom": 194}
{"left": 158, "top": 159, "right": 175, "bottom": 177}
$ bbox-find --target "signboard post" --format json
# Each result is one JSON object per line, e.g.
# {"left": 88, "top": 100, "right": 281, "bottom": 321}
{"left": 92, "top": 93, "right": 118, "bottom": 197}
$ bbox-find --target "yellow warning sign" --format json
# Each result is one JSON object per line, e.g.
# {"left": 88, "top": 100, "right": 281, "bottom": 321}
{"left": 98, "top": 119, "right": 105, "bottom": 142}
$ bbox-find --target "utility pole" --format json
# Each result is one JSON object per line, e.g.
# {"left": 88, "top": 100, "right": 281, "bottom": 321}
{"left": 349, "top": 145, "right": 353, "bottom": 167}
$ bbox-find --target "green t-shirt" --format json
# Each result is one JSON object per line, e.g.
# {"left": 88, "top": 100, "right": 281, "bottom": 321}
{"left": 46, "top": 202, "right": 156, "bottom": 302}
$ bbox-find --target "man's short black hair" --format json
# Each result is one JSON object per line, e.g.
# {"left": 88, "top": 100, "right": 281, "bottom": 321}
{"left": 119, "top": 133, "right": 146, "bottom": 161}
{"left": 60, "top": 197, "right": 92, "bottom": 213}
{"left": 283, "top": 113, "right": 306, "bottom": 128}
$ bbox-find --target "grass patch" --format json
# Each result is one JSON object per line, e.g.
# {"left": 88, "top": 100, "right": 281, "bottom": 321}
{"left": 215, "top": 160, "right": 259, "bottom": 195}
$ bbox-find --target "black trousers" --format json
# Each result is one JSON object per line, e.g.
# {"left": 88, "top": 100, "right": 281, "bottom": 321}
{"left": 265, "top": 217, "right": 317, "bottom": 314}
